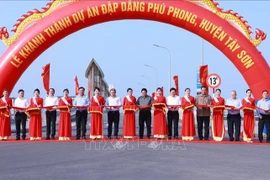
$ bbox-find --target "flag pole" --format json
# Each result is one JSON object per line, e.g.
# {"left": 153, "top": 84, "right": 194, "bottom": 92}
{"left": 201, "top": 39, "right": 204, "bottom": 66}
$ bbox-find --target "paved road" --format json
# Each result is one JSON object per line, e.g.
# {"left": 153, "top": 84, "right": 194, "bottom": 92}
{"left": 0, "top": 142, "right": 269, "bottom": 180}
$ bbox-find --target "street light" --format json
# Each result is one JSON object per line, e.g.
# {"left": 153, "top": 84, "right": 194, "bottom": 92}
{"left": 138, "top": 82, "right": 146, "bottom": 87}
{"left": 201, "top": 39, "right": 204, "bottom": 65}
{"left": 141, "top": 75, "right": 151, "bottom": 91}
{"left": 141, "top": 75, "right": 150, "bottom": 84}
{"left": 153, "top": 44, "right": 172, "bottom": 89}
{"left": 144, "top": 64, "right": 158, "bottom": 89}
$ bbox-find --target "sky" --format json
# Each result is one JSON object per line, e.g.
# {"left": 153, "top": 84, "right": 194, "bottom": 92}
{"left": 0, "top": 0, "right": 269, "bottom": 99}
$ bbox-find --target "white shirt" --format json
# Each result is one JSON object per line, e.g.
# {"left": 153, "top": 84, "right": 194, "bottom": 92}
{"left": 226, "top": 98, "right": 242, "bottom": 115}
{"left": 166, "top": 95, "right": 181, "bottom": 105}
{"left": 14, "top": 97, "right": 28, "bottom": 112}
{"left": 44, "top": 96, "right": 58, "bottom": 106}
{"left": 106, "top": 96, "right": 121, "bottom": 111}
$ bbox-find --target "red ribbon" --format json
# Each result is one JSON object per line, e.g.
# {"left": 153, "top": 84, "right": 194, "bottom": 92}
{"left": 4, "top": 104, "right": 269, "bottom": 113}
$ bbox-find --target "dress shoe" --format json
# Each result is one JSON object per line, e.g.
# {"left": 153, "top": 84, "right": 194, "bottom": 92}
{"left": 22, "top": 137, "right": 26, "bottom": 140}
{"left": 51, "top": 136, "right": 55, "bottom": 140}
{"left": 115, "top": 137, "right": 118, "bottom": 139}
{"left": 76, "top": 137, "right": 80, "bottom": 140}
{"left": 235, "top": 139, "right": 240, "bottom": 142}
{"left": 46, "top": 137, "right": 50, "bottom": 140}
{"left": 16, "top": 138, "right": 20, "bottom": 140}
{"left": 139, "top": 137, "right": 143, "bottom": 139}
{"left": 82, "top": 136, "right": 86, "bottom": 140}
{"left": 108, "top": 137, "right": 111, "bottom": 139}
{"left": 229, "top": 138, "right": 234, "bottom": 141}
{"left": 168, "top": 137, "right": 172, "bottom": 140}
{"left": 199, "top": 138, "right": 203, "bottom": 140}
{"left": 204, "top": 138, "right": 209, "bottom": 141}
{"left": 174, "top": 137, "right": 179, "bottom": 140}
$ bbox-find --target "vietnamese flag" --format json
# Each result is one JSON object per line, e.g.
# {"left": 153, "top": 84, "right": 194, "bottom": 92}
{"left": 87, "top": 82, "right": 91, "bottom": 98}
{"left": 41, "top": 63, "right": 50, "bottom": 95}
{"left": 173, "top": 75, "right": 179, "bottom": 96}
{"left": 199, "top": 65, "right": 208, "bottom": 94}
{"left": 161, "top": 86, "right": 164, "bottom": 96}
{"left": 74, "top": 76, "right": 79, "bottom": 96}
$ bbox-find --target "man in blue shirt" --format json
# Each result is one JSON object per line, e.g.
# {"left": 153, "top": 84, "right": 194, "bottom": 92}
{"left": 73, "top": 87, "right": 90, "bottom": 140}
{"left": 256, "top": 90, "right": 270, "bottom": 143}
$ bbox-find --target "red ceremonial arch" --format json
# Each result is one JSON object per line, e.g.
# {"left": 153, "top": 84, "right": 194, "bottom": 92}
{"left": 0, "top": 0, "right": 269, "bottom": 99}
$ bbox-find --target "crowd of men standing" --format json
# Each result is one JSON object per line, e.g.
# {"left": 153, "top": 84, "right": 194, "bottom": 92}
{"left": 0, "top": 86, "right": 269, "bottom": 143}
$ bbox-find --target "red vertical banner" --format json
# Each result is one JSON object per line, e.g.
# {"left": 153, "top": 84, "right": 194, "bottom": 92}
{"left": 161, "top": 86, "right": 164, "bottom": 96}
{"left": 152, "top": 92, "right": 155, "bottom": 98}
{"left": 41, "top": 63, "right": 50, "bottom": 95}
{"left": 173, "top": 75, "right": 179, "bottom": 96}
{"left": 87, "top": 83, "right": 91, "bottom": 98}
{"left": 200, "top": 65, "right": 208, "bottom": 93}
{"left": 74, "top": 76, "right": 79, "bottom": 96}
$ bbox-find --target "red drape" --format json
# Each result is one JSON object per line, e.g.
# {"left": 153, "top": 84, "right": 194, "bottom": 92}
{"left": 200, "top": 65, "right": 208, "bottom": 94}
{"left": 173, "top": 75, "right": 179, "bottom": 96}
{"left": 74, "top": 76, "right": 79, "bottom": 96}
{"left": 87, "top": 83, "right": 90, "bottom": 98}
{"left": 41, "top": 63, "right": 50, "bottom": 95}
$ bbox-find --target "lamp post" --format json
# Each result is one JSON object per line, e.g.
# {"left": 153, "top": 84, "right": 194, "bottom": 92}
{"left": 138, "top": 82, "right": 146, "bottom": 87}
{"left": 144, "top": 64, "right": 158, "bottom": 89}
{"left": 153, "top": 44, "right": 172, "bottom": 89}
{"left": 201, "top": 39, "right": 204, "bottom": 65}
{"left": 141, "top": 75, "right": 150, "bottom": 85}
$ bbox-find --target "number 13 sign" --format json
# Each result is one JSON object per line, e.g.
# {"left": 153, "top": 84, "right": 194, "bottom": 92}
{"left": 206, "top": 73, "right": 221, "bottom": 89}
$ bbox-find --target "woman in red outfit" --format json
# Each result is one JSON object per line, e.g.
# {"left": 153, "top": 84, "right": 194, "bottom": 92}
{"left": 89, "top": 87, "right": 105, "bottom": 140}
{"left": 241, "top": 89, "right": 256, "bottom": 143}
{"left": 58, "top": 89, "right": 72, "bottom": 140}
{"left": 211, "top": 89, "right": 225, "bottom": 141}
{"left": 181, "top": 88, "right": 196, "bottom": 141}
{"left": 0, "top": 90, "right": 12, "bottom": 141}
{"left": 27, "top": 89, "right": 43, "bottom": 141}
{"left": 153, "top": 87, "right": 168, "bottom": 139}
{"left": 122, "top": 88, "right": 137, "bottom": 139}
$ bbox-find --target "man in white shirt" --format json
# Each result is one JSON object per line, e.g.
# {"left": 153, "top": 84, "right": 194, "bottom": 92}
{"left": 166, "top": 87, "right": 181, "bottom": 139}
{"left": 226, "top": 90, "right": 242, "bottom": 141}
{"left": 73, "top": 87, "right": 90, "bottom": 140}
{"left": 14, "top": 89, "right": 28, "bottom": 140}
{"left": 106, "top": 88, "right": 121, "bottom": 139}
{"left": 44, "top": 88, "right": 58, "bottom": 140}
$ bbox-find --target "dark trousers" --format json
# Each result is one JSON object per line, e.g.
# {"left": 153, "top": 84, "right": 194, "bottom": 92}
{"left": 107, "top": 111, "right": 120, "bottom": 137}
{"left": 227, "top": 114, "right": 241, "bottom": 141}
{"left": 197, "top": 116, "right": 210, "bottom": 139}
{"left": 15, "top": 112, "right": 27, "bottom": 139}
{"left": 46, "top": 110, "right": 57, "bottom": 138}
{"left": 258, "top": 114, "right": 270, "bottom": 142}
{"left": 167, "top": 111, "right": 179, "bottom": 138}
{"left": 76, "top": 110, "right": 88, "bottom": 138}
{"left": 139, "top": 110, "right": 151, "bottom": 138}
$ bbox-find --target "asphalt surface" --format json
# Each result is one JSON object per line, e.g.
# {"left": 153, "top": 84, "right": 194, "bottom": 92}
{"left": 2, "top": 113, "right": 269, "bottom": 180}
{"left": 0, "top": 142, "right": 269, "bottom": 180}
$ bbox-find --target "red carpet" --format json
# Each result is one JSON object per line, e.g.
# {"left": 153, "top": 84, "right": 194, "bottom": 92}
{"left": 0, "top": 137, "right": 269, "bottom": 145}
